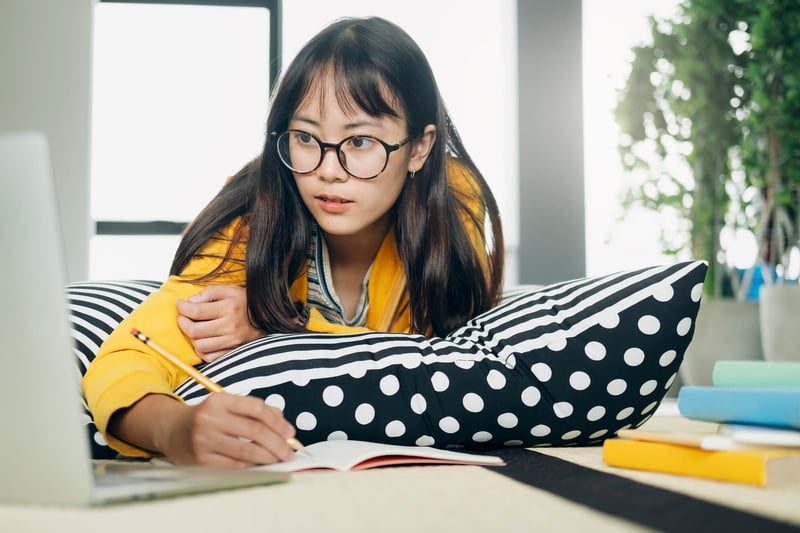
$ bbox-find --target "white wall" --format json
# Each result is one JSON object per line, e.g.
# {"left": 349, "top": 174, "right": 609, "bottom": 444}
{"left": 0, "top": 0, "right": 94, "bottom": 282}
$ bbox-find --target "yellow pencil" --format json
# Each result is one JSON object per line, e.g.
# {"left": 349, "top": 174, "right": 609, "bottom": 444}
{"left": 130, "top": 328, "right": 309, "bottom": 456}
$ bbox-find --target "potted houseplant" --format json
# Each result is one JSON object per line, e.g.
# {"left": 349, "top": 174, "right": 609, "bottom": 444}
{"left": 613, "top": 0, "right": 800, "bottom": 382}
{"left": 736, "top": 2, "right": 800, "bottom": 360}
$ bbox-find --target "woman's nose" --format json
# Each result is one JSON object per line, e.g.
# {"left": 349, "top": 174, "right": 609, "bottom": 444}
{"left": 316, "top": 147, "right": 349, "bottom": 182}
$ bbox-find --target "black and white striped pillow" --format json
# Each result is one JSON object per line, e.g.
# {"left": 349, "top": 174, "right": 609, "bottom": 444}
{"left": 67, "top": 280, "right": 161, "bottom": 458}
{"left": 175, "top": 260, "right": 708, "bottom": 450}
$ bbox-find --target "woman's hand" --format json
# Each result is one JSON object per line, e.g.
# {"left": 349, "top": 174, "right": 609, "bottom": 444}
{"left": 162, "top": 393, "right": 296, "bottom": 467}
{"left": 177, "top": 285, "right": 265, "bottom": 362}
{"left": 112, "top": 393, "right": 297, "bottom": 468}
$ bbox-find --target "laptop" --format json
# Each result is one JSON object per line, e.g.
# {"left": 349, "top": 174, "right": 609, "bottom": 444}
{"left": 0, "top": 131, "right": 290, "bottom": 505}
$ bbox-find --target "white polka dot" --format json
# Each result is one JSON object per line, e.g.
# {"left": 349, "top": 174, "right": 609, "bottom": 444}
{"left": 292, "top": 375, "right": 310, "bottom": 386}
{"left": 487, "top": 369, "right": 506, "bottom": 389}
{"left": 530, "top": 424, "right": 551, "bottom": 437}
{"left": 463, "top": 393, "right": 484, "bottom": 412}
{"left": 455, "top": 359, "right": 475, "bottom": 369}
{"left": 355, "top": 403, "right": 375, "bottom": 424}
{"left": 505, "top": 355, "right": 517, "bottom": 369}
{"left": 296, "top": 412, "right": 317, "bottom": 430}
{"left": 641, "top": 401, "right": 658, "bottom": 415}
{"left": 322, "top": 385, "right": 344, "bottom": 407}
{"left": 691, "top": 282, "right": 704, "bottom": 302}
{"left": 676, "top": 317, "right": 693, "bottom": 336}
{"left": 402, "top": 358, "right": 420, "bottom": 369}
{"left": 431, "top": 371, "right": 450, "bottom": 392}
{"left": 598, "top": 310, "right": 620, "bottom": 328}
{"left": 439, "top": 416, "right": 460, "bottom": 433}
{"left": 327, "top": 431, "right": 348, "bottom": 441}
{"left": 379, "top": 375, "right": 400, "bottom": 396}
{"left": 653, "top": 283, "right": 674, "bottom": 302}
{"left": 636, "top": 414, "right": 654, "bottom": 427}
{"left": 561, "top": 430, "right": 581, "bottom": 440}
{"left": 410, "top": 393, "right": 427, "bottom": 414}
{"left": 585, "top": 341, "right": 606, "bottom": 361}
{"left": 504, "top": 440, "right": 524, "bottom": 447}
{"left": 531, "top": 362, "right": 552, "bottom": 382}
{"left": 473, "top": 431, "right": 493, "bottom": 443}
{"left": 416, "top": 435, "right": 435, "bottom": 446}
{"left": 93, "top": 432, "right": 107, "bottom": 446}
{"left": 589, "top": 429, "right": 609, "bottom": 439}
{"left": 586, "top": 405, "right": 606, "bottom": 421}
{"left": 640, "top": 379, "right": 658, "bottom": 396}
{"left": 385, "top": 420, "right": 406, "bottom": 437}
{"left": 264, "top": 394, "right": 285, "bottom": 410}
{"left": 569, "top": 371, "right": 591, "bottom": 390}
{"left": 623, "top": 347, "right": 645, "bottom": 366}
{"left": 349, "top": 366, "right": 367, "bottom": 379}
{"left": 659, "top": 350, "right": 677, "bottom": 367}
{"left": 553, "top": 402, "right": 574, "bottom": 418}
{"left": 638, "top": 315, "right": 661, "bottom": 335}
{"left": 547, "top": 335, "right": 567, "bottom": 351}
{"left": 497, "top": 413, "right": 518, "bottom": 428}
{"left": 616, "top": 407, "right": 635, "bottom": 420}
{"left": 664, "top": 373, "right": 677, "bottom": 389}
{"left": 607, "top": 379, "right": 627, "bottom": 396}
{"left": 521, "top": 386, "right": 541, "bottom": 406}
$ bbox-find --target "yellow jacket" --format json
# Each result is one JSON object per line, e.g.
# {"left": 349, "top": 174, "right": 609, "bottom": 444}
{"left": 83, "top": 159, "right": 486, "bottom": 456}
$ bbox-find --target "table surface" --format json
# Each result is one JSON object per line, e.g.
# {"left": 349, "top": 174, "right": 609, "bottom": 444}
{"left": 2, "top": 401, "right": 799, "bottom": 533}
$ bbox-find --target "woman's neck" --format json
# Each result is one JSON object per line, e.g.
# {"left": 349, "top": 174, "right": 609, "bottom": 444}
{"left": 322, "top": 217, "right": 391, "bottom": 319}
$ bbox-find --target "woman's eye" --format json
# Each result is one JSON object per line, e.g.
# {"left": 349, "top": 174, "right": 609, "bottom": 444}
{"left": 348, "top": 136, "right": 375, "bottom": 150}
{"left": 294, "top": 131, "right": 314, "bottom": 144}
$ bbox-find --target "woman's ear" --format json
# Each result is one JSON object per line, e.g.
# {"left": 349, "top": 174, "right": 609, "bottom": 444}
{"left": 408, "top": 124, "right": 437, "bottom": 174}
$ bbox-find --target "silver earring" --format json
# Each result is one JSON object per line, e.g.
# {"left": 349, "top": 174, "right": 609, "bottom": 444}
{"left": 409, "top": 168, "right": 416, "bottom": 179}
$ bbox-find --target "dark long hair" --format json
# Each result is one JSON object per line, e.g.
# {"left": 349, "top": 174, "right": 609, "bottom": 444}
{"left": 171, "top": 16, "right": 504, "bottom": 336}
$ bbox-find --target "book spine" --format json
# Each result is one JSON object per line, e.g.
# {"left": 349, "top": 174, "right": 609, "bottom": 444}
{"left": 713, "top": 361, "right": 800, "bottom": 387}
{"left": 677, "top": 386, "right": 800, "bottom": 429}
{"left": 603, "top": 439, "right": 769, "bottom": 486}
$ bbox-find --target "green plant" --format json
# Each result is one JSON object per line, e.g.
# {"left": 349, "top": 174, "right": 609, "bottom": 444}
{"left": 614, "top": 0, "right": 800, "bottom": 298}
{"left": 737, "top": 0, "right": 800, "bottom": 294}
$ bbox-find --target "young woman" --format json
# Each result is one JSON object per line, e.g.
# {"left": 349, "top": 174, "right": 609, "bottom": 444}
{"left": 83, "top": 16, "right": 504, "bottom": 467}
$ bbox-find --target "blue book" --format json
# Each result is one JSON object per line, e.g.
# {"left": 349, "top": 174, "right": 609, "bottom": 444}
{"left": 678, "top": 386, "right": 800, "bottom": 430}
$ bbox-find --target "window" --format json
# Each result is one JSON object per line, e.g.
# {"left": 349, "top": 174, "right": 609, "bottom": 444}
{"left": 90, "top": 0, "right": 280, "bottom": 280}
{"left": 582, "top": 0, "right": 681, "bottom": 276}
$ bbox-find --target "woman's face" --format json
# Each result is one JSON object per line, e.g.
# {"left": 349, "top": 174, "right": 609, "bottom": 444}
{"left": 287, "top": 76, "right": 433, "bottom": 243}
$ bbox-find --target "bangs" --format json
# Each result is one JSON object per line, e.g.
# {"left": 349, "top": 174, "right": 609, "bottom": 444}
{"left": 297, "top": 58, "right": 404, "bottom": 122}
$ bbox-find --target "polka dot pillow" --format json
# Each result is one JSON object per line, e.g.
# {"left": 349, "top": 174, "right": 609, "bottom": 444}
{"left": 175, "top": 260, "right": 707, "bottom": 450}
{"left": 67, "top": 261, "right": 706, "bottom": 457}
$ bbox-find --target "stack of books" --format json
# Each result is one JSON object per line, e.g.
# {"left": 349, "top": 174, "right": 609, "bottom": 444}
{"left": 603, "top": 360, "right": 800, "bottom": 487}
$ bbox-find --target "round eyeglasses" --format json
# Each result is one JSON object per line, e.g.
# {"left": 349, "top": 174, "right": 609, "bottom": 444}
{"left": 273, "top": 129, "right": 415, "bottom": 180}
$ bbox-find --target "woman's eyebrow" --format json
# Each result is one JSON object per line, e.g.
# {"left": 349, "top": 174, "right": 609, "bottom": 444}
{"left": 289, "top": 115, "right": 385, "bottom": 131}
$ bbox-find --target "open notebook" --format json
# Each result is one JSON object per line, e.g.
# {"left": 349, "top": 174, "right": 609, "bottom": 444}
{"left": 253, "top": 440, "right": 505, "bottom": 472}
{"left": 0, "top": 131, "right": 290, "bottom": 505}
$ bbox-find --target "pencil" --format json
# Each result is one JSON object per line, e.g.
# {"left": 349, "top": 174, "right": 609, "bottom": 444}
{"left": 130, "top": 328, "right": 309, "bottom": 456}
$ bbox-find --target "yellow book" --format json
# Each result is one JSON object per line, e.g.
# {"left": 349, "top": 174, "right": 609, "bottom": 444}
{"left": 603, "top": 438, "right": 800, "bottom": 487}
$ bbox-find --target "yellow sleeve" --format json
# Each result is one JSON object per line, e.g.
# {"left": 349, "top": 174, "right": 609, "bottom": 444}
{"left": 82, "top": 220, "right": 248, "bottom": 457}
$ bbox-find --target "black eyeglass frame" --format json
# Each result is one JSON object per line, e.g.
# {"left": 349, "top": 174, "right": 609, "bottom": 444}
{"left": 272, "top": 129, "right": 417, "bottom": 180}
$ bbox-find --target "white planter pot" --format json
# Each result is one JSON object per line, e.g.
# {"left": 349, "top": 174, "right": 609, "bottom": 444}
{"left": 759, "top": 284, "right": 800, "bottom": 361}
{"left": 680, "top": 298, "right": 763, "bottom": 385}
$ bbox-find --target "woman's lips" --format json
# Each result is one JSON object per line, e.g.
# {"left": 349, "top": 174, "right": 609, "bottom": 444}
{"left": 316, "top": 194, "right": 352, "bottom": 213}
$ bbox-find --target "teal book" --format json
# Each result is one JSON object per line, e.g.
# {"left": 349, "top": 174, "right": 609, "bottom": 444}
{"left": 712, "top": 360, "right": 800, "bottom": 387}
{"left": 678, "top": 386, "right": 800, "bottom": 430}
